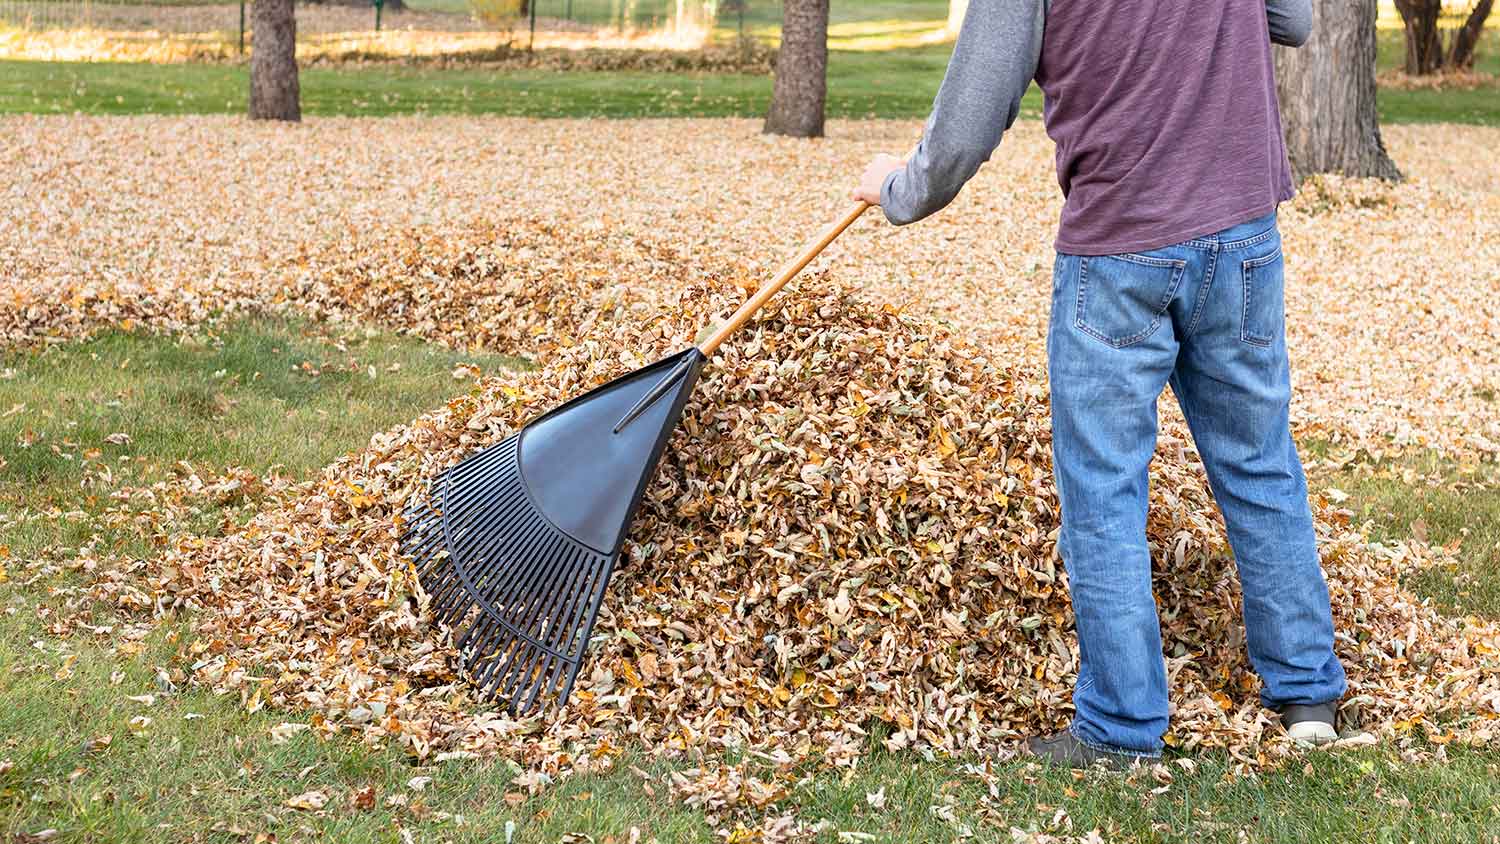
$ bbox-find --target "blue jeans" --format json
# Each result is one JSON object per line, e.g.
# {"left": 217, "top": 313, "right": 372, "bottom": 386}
{"left": 1046, "top": 212, "right": 1347, "bottom": 756}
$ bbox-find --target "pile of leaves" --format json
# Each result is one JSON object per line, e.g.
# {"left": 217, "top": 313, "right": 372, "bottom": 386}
{"left": 109, "top": 281, "right": 1499, "bottom": 793}
{"left": 282, "top": 218, "right": 686, "bottom": 357}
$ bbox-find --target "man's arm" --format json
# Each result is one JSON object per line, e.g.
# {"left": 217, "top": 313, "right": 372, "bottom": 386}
{"left": 1266, "top": 0, "right": 1312, "bottom": 47}
{"left": 875, "top": 0, "right": 1045, "bottom": 226}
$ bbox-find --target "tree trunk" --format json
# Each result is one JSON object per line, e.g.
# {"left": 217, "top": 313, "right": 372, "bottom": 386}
{"left": 1447, "top": 0, "right": 1494, "bottom": 69}
{"left": 1274, "top": 0, "right": 1398, "bottom": 180}
{"left": 763, "top": 0, "right": 829, "bottom": 138}
{"left": 947, "top": 0, "right": 969, "bottom": 35}
{"left": 250, "top": 0, "right": 300, "bottom": 121}
{"left": 1394, "top": 0, "right": 1444, "bottom": 74}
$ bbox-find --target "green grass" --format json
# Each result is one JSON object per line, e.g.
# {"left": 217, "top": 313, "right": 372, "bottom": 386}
{"left": 1303, "top": 444, "right": 1500, "bottom": 619}
{"left": 6, "top": 603, "right": 1500, "bottom": 843}
{"left": 5, "top": 321, "right": 1500, "bottom": 842}
{"left": 3, "top": 0, "right": 1498, "bottom": 123}
{"left": 0, "top": 316, "right": 519, "bottom": 557}
{"left": 0, "top": 45, "right": 983, "bottom": 119}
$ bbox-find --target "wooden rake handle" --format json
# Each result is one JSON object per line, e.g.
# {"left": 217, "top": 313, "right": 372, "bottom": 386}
{"left": 695, "top": 144, "right": 918, "bottom": 357}
{"left": 696, "top": 200, "right": 873, "bottom": 356}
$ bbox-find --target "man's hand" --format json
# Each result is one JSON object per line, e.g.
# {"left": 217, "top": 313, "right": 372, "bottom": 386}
{"left": 850, "top": 153, "right": 906, "bottom": 206}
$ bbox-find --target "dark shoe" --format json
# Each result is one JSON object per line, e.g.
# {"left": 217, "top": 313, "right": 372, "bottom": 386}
{"left": 1275, "top": 701, "right": 1338, "bottom": 744}
{"left": 1025, "top": 731, "right": 1151, "bottom": 771}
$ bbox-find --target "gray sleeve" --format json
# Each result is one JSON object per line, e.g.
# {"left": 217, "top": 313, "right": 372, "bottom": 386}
{"left": 1265, "top": 0, "right": 1312, "bottom": 47}
{"left": 879, "top": 0, "right": 1045, "bottom": 226}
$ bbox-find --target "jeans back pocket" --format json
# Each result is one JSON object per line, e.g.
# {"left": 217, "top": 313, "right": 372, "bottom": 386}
{"left": 1074, "top": 253, "right": 1187, "bottom": 348}
{"left": 1241, "top": 249, "right": 1285, "bottom": 347}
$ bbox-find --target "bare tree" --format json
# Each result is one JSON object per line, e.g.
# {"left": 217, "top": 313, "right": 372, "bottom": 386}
{"left": 1448, "top": 0, "right": 1495, "bottom": 69}
{"left": 1394, "top": 0, "right": 1445, "bottom": 74}
{"left": 250, "top": 0, "right": 300, "bottom": 121}
{"left": 1393, "top": 0, "right": 1493, "bottom": 73}
{"left": 1274, "top": 0, "right": 1399, "bottom": 180}
{"left": 763, "top": 0, "right": 829, "bottom": 138}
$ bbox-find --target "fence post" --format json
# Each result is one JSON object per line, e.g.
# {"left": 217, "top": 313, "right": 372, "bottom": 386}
{"left": 239, "top": 0, "right": 246, "bottom": 55}
{"left": 374, "top": 0, "right": 383, "bottom": 31}
{"left": 528, "top": 0, "right": 536, "bottom": 51}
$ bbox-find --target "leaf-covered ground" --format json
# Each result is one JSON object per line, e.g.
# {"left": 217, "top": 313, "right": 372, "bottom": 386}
{"left": 4, "top": 116, "right": 1500, "bottom": 841}
{"left": 4, "top": 116, "right": 1497, "bottom": 455}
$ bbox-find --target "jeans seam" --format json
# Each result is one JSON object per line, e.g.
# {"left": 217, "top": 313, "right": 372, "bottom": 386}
{"left": 1219, "top": 226, "right": 1278, "bottom": 251}
{"left": 1183, "top": 244, "right": 1218, "bottom": 340}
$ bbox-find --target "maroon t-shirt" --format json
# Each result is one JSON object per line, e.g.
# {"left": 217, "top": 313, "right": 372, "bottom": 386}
{"left": 1036, "top": 0, "right": 1296, "bottom": 254}
{"left": 880, "top": 0, "right": 1308, "bottom": 257}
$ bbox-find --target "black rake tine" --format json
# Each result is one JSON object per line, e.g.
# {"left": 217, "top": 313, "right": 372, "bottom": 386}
{"left": 423, "top": 465, "right": 530, "bottom": 611}
{"left": 458, "top": 534, "right": 560, "bottom": 673}
{"left": 459, "top": 488, "right": 537, "bottom": 602}
{"left": 520, "top": 545, "right": 601, "bottom": 701}
{"left": 479, "top": 544, "right": 583, "bottom": 701}
{"left": 426, "top": 488, "right": 534, "bottom": 624}
{"left": 540, "top": 548, "right": 601, "bottom": 657}
{"left": 463, "top": 510, "right": 562, "bottom": 634}
{"left": 456, "top": 530, "right": 552, "bottom": 650}
{"left": 520, "top": 551, "right": 605, "bottom": 711}
{"left": 497, "top": 545, "right": 587, "bottom": 705}
{"left": 452, "top": 512, "right": 558, "bottom": 641}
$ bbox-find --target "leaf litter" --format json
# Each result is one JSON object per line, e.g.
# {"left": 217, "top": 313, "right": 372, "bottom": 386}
{"left": 3, "top": 117, "right": 1495, "bottom": 456}
{"left": 71, "top": 279, "right": 1499, "bottom": 832}
{"left": 4, "top": 116, "right": 1500, "bottom": 833}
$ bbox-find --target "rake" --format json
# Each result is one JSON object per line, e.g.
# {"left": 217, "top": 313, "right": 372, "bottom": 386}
{"left": 399, "top": 195, "right": 884, "bottom": 715}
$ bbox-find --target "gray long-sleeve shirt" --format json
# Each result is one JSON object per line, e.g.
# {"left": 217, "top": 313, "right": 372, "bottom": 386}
{"left": 881, "top": 0, "right": 1313, "bottom": 255}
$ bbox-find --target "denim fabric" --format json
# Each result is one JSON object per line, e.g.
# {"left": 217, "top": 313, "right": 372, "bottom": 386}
{"left": 1046, "top": 211, "right": 1348, "bottom": 755}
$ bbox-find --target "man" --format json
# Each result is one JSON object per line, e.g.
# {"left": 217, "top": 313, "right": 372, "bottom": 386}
{"left": 852, "top": 0, "right": 1347, "bottom": 769}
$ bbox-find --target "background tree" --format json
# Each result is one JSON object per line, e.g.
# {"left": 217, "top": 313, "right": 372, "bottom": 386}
{"left": 1274, "top": 0, "right": 1399, "bottom": 180}
{"left": 250, "top": 0, "right": 301, "bottom": 121}
{"left": 763, "top": 0, "right": 829, "bottom": 137}
{"left": 1393, "top": 0, "right": 1493, "bottom": 73}
{"left": 1447, "top": 0, "right": 1494, "bottom": 68}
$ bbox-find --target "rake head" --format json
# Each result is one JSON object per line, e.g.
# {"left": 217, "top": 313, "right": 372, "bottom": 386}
{"left": 398, "top": 348, "right": 706, "bottom": 714}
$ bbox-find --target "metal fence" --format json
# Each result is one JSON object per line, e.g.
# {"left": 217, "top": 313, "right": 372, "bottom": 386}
{"left": 0, "top": 0, "right": 771, "bottom": 37}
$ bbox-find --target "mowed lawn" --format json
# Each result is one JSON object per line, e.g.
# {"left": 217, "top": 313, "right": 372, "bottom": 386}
{"left": 2, "top": 317, "right": 1499, "bottom": 843}
{"left": 1, "top": 0, "right": 1497, "bottom": 124}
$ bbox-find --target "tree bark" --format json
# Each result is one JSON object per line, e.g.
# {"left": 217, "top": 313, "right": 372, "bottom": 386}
{"left": 1448, "top": 0, "right": 1494, "bottom": 69}
{"left": 763, "top": 0, "right": 829, "bottom": 138}
{"left": 250, "top": 0, "right": 300, "bottom": 121}
{"left": 1274, "top": 0, "right": 1399, "bottom": 180}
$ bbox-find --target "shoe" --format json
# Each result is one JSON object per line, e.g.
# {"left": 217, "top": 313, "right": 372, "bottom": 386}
{"left": 1024, "top": 731, "right": 1151, "bottom": 771}
{"left": 1276, "top": 701, "right": 1338, "bottom": 744}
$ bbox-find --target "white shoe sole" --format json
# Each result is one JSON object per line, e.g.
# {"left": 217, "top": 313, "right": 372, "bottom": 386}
{"left": 1286, "top": 721, "right": 1337, "bottom": 744}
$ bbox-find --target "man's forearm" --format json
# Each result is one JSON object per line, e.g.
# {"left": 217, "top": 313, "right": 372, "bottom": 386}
{"left": 1266, "top": 0, "right": 1312, "bottom": 47}
{"left": 880, "top": 0, "right": 1045, "bottom": 226}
